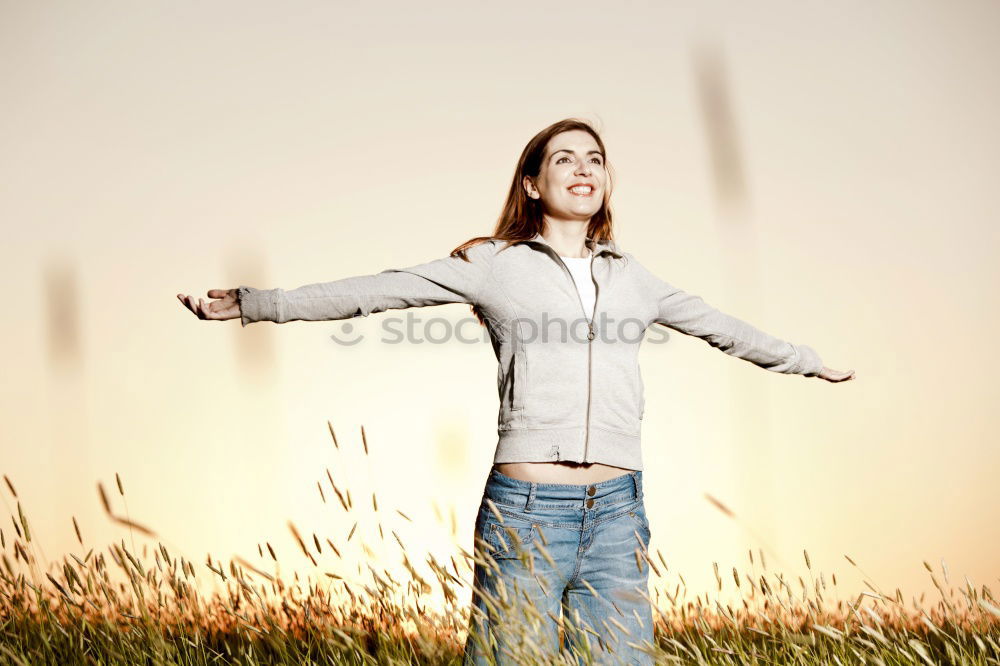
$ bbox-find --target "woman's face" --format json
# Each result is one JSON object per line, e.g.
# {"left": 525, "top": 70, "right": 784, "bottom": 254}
{"left": 524, "top": 129, "right": 607, "bottom": 223}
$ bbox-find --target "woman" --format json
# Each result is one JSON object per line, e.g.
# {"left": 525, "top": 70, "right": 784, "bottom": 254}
{"left": 178, "top": 118, "right": 855, "bottom": 665}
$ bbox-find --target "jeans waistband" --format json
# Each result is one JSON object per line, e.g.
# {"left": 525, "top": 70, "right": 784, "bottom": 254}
{"left": 484, "top": 468, "right": 643, "bottom": 510}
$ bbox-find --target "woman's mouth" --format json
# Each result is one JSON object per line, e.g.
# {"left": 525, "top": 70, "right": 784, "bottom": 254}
{"left": 568, "top": 185, "right": 595, "bottom": 197}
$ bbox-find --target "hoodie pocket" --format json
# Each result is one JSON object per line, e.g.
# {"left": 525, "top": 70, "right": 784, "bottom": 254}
{"left": 510, "top": 351, "right": 526, "bottom": 411}
{"left": 501, "top": 352, "right": 526, "bottom": 415}
{"left": 636, "top": 363, "right": 645, "bottom": 420}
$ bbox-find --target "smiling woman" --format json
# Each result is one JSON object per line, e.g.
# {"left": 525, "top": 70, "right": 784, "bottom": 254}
{"left": 177, "top": 117, "right": 853, "bottom": 666}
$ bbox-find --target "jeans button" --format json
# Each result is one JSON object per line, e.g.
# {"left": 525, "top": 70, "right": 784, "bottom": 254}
{"left": 586, "top": 498, "right": 594, "bottom": 508}
{"left": 587, "top": 486, "right": 596, "bottom": 496}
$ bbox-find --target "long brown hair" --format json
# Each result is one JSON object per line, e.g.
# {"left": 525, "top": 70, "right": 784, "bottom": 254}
{"left": 449, "top": 118, "right": 617, "bottom": 325}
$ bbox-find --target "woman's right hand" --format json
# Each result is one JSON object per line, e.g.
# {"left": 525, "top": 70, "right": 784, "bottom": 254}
{"left": 176, "top": 289, "right": 241, "bottom": 321}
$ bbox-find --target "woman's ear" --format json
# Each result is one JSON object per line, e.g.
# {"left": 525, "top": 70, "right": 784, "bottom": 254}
{"left": 522, "top": 175, "right": 540, "bottom": 200}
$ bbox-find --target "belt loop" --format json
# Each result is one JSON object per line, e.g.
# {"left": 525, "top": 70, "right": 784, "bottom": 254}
{"left": 632, "top": 473, "right": 642, "bottom": 501}
{"left": 525, "top": 482, "right": 537, "bottom": 512}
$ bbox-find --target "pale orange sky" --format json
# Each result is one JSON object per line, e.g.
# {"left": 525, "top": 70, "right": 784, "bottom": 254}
{"left": 2, "top": 0, "right": 999, "bottom": 611}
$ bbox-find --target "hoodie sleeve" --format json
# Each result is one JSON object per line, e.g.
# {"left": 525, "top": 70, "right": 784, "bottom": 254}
{"left": 633, "top": 255, "right": 823, "bottom": 376}
{"left": 236, "top": 241, "right": 494, "bottom": 327}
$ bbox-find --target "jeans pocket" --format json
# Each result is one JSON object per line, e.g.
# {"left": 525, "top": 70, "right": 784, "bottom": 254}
{"left": 625, "top": 502, "right": 651, "bottom": 547}
{"left": 483, "top": 517, "right": 536, "bottom": 560}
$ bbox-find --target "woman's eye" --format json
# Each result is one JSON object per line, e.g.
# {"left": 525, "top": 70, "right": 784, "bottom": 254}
{"left": 556, "top": 156, "right": 571, "bottom": 164}
{"left": 590, "top": 157, "right": 603, "bottom": 164}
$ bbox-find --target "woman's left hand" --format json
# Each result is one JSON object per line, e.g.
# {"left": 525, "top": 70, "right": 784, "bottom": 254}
{"left": 817, "top": 366, "right": 856, "bottom": 382}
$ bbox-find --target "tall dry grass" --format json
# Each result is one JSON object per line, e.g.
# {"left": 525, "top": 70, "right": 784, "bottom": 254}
{"left": 1, "top": 423, "right": 998, "bottom": 665}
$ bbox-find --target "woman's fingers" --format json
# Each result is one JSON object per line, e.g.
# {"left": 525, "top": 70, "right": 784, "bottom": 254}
{"left": 192, "top": 296, "right": 206, "bottom": 319}
{"left": 177, "top": 293, "right": 195, "bottom": 315}
{"left": 178, "top": 291, "right": 239, "bottom": 320}
{"left": 179, "top": 294, "right": 205, "bottom": 319}
{"left": 821, "top": 368, "right": 856, "bottom": 382}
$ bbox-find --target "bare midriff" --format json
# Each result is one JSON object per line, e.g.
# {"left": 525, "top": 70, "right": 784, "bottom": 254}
{"left": 492, "top": 461, "right": 634, "bottom": 485}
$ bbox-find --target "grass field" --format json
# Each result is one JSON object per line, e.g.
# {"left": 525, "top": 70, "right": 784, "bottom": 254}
{"left": 2, "top": 448, "right": 999, "bottom": 665}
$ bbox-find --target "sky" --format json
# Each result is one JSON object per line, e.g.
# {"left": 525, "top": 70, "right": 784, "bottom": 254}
{"left": 2, "top": 0, "right": 998, "bottom": 613}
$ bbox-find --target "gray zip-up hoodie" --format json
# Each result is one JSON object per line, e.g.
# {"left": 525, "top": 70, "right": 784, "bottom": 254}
{"left": 237, "top": 232, "right": 823, "bottom": 471}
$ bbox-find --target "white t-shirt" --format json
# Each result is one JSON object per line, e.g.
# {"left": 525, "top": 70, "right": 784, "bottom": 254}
{"left": 558, "top": 249, "right": 596, "bottom": 320}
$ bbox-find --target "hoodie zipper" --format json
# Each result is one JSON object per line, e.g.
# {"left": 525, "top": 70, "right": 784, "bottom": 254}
{"left": 549, "top": 249, "right": 599, "bottom": 462}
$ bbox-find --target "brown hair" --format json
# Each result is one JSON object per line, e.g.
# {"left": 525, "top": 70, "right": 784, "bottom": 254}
{"left": 449, "top": 118, "right": 617, "bottom": 324}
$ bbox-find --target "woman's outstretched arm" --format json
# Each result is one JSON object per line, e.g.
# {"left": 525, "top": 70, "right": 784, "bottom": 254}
{"left": 632, "top": 253, "right": 854, "bottom": 382}
{"left": 178, "top": 241, "right": 494, "bottom": 326}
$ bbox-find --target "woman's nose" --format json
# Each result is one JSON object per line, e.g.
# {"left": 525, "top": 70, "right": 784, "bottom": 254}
{"left": 575, "top": 161, "right": 592, "bottom": 176}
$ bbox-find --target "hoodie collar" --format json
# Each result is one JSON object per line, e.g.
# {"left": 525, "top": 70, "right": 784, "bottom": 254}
{"left": 525, "top": 231, "right": 624, "bottom": 258}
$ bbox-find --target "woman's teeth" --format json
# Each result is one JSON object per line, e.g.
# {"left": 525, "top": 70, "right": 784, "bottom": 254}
{"left": 569, "top": 186, "right": 593, "bottom": 195}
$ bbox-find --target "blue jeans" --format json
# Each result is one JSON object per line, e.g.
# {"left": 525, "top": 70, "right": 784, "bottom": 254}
{"left": 461, "top": 468, "right": 655, "bottom": 665}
